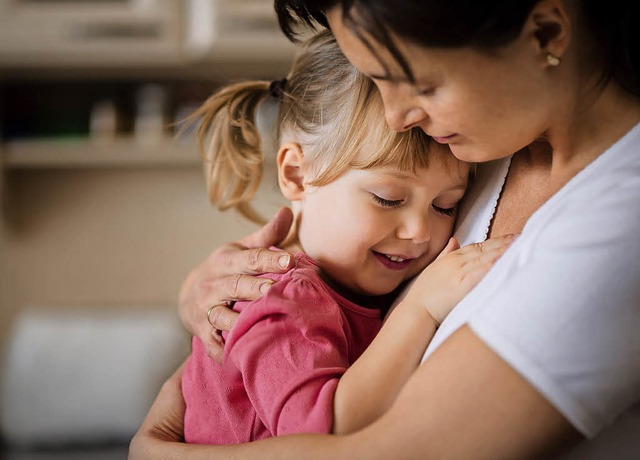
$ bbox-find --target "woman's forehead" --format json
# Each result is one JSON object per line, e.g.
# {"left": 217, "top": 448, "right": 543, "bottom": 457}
{"left": 326, "top": 6, "right": 435, "bottom": 84}
{"left": 326, "top": 8, "right": 400, "bottom": 78}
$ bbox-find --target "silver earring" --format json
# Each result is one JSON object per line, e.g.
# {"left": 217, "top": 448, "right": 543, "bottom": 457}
{"left": 546, "top": 53, "right": 561, "bottom": 67}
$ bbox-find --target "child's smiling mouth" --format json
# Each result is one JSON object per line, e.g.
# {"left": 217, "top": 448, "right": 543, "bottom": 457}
{"left": 372, "top": 251, "right": 415, "bottom": 270}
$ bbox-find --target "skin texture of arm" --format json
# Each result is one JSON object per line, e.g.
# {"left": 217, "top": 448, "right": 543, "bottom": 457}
{"left": 129, "top": 325, "right": 581, "bottom": 460}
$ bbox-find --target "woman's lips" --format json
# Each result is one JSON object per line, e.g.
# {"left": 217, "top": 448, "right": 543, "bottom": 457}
{"left": 432, "top": 134, "right": 456, "bottom": 144}
{"left": 372, "top": 251, "right": 414, "bottom": 271}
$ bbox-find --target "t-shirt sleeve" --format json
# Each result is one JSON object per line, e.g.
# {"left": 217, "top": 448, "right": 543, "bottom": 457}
{"left": 468, "top": 179, "right": 640, "bottom": 437}
{"left": 224, "top": 271, "right": 349, "bottom": 436}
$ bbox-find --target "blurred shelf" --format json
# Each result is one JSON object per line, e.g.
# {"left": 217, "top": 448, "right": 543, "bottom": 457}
{"left": 2, "top": 137, "right": 202, "bottom": 170}
{"left": 0, "top": 0, "right": 297, "bottom": 80}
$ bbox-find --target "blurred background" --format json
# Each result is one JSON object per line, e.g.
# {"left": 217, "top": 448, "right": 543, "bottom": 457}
{"left": 0, "top": 0, "right": 295, "bottom": 457}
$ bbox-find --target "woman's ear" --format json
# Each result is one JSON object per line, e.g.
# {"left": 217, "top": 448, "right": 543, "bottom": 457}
{"left": 525, "top": 0, "right": 571, "bottom": 66}
{"left": 277, "top": 142, "right": 307, "bottom": 201}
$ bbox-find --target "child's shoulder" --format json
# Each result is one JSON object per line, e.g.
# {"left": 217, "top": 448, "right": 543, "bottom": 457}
{"left": 260, "top": 252, "right": 328, "bottom": 299}
{"left": 256, "top": 249, "right": 322, "bottom": 285}
{"left": 232, "top": 251, "right": 338, "bottom": 318}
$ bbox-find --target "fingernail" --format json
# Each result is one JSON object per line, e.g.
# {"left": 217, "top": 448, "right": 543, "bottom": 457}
{"left": 260, "top": 281, "right": 272, "bottom": 295}
{"left": 278, "top": 254, "right": 291, "bottom": 269}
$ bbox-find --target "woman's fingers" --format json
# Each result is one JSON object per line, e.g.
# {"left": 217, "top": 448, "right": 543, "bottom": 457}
{"left": 216, "top": 208, "right": 296, "bottom": 277}
{"left": 223, "top": 246, "right": 296, "bottom": 276}
{"left": 206, "top": 302, "right": 239, "bottom": 332}
{"left": 239, "top": 207, "right": 295, "bottom": 249}
{"left": 178, "top": 210, "right": 296, "bottom": 357}
{"left": 203, "top": 329, "right": 227, "bottom": 363}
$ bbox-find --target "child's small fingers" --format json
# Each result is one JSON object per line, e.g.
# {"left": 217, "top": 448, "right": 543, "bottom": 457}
{"left": 477, "top": 234, "right": 518, "bottom": 253}
{"left": 457, "top": 234, "right": 517, "bottom": 258}
{"left": 464, "top": 242, "right": 510, "bottom": 271}
{"left": 458, "top": 235, "right": 515, "bottom": 276}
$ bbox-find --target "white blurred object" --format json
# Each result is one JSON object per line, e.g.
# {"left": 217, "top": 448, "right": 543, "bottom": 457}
{"left": 184, "top": 0, "right": 216, "bottom": 58}
{"left": 135, "top": 84, "right": 168, "bottom": 144}
{"left": 183, "top": 0, "right": 295, "bottom": 60}
{"left": 90, "top": 99, "right": 118, "bottom": 144}
{"left": 0, "top": 306, "right": 189, "bottom": 448}
{"left": 255, "top": 96, "right": 279, "bottom": 163}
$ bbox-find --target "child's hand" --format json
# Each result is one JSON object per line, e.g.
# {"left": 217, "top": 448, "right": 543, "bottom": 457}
{"left": 403, "top": 234, "right": 517, "bottom": 326}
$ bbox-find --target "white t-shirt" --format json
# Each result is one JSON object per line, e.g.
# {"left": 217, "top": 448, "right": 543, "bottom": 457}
{"left": 423, "top": 123, "right": 640, "bottom": 458}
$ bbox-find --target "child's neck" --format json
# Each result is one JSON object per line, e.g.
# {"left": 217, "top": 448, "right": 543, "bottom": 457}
{"left": 317, "top": 271, "right": 400, "bottom": 312}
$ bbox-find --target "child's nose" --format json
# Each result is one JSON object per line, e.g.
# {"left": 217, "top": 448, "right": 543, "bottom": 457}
{"left": 396, "top": 213, "right": 431, "bottom": 244}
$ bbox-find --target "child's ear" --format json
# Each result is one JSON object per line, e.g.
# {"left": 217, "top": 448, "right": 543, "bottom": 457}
{"left": 277, "top": 142, "right": 307, "bottom": 201}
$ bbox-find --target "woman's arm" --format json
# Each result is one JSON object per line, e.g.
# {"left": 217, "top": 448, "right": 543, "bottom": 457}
{"left": 129, "top": 326, "right": 580, "bottom": 460}
{"left": 332, "top": 235, "right": 515, "bottom": 434}
{"left": 179, "top": 207, "right": 295, "bottom": 361}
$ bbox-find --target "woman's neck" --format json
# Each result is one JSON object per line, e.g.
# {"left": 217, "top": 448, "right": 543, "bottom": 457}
{"left": 542, "top": 81, "right": 640, "bottom": 184}
{"left": 489, "top": 82, "right": 640, "bottom": 238}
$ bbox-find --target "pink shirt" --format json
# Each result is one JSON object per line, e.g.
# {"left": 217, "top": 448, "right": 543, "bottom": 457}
{"left": 182, "top": 252, "right": 383, "bottom": 444}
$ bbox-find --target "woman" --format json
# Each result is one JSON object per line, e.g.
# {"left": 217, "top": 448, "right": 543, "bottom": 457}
{"left": 130, "top": 0, "right": 640, "bottom": 458}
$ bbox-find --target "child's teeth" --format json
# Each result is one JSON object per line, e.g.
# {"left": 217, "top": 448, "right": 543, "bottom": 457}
{"left": 386, "top": 255, "right": 405, "bottom": 262}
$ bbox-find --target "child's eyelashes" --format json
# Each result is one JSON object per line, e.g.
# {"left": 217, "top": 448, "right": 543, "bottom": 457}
{"left": 433, "top": 205, "right": 457, "bottom": 217}
{"left": 371, "top": 193, "right": 404, "bottom": 208}
{"left": 371, "top": 193, "right": 458, "bottom": 216}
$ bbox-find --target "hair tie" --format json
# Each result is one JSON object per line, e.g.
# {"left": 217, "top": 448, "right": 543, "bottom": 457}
{"left": 268, "top": 78, "right": 287, "bottom": 99}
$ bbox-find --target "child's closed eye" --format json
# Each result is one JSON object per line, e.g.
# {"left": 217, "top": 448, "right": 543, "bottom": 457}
{"left": 432, "top": 204, "right": 457, "bottom": 217}
{"left": 371, "top": 193, "right": 404, "bottom": 208}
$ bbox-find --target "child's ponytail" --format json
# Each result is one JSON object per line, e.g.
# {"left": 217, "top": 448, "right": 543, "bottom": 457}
{"left": 189, "top": 81, "right": 272, "bottom": 224}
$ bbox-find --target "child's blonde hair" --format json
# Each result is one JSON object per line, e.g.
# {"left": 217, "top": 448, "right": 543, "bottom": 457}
{"left": 189, "top": 30, "right": 460, "bottom": 223}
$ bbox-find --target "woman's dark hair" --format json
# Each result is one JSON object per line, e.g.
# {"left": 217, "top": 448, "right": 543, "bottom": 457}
{"left": 274, "top": 0, "right": 639, "bottom": 96}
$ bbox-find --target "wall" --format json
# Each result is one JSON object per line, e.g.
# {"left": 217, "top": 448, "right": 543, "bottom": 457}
{"left": 0, "top": 161, "right": 287, "bottom": 375}
{"left": 0, "top": 1, "right": 295, "bottom": 437}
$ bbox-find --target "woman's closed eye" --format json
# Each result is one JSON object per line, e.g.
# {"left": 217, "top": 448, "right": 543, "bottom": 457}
{"left": 371, "top": 193, "right": 404, "bottom": 208}
{"left": 417, "top": 86, "right": 435, "bottom": 97}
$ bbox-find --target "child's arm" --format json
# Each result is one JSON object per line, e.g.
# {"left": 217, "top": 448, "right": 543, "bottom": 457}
{"left": 332, "top": 234, "right": 516, "bottom": 435}
{"left": 226, "top": 272, "right": 355, "bottom": 436}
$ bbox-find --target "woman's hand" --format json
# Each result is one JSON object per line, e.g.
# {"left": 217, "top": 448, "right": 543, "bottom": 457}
{"left": 404, "top": 234, "right": 517, "bottom": 326}
{"left": 179, "top": 207, "right": 296, "bottom": 362}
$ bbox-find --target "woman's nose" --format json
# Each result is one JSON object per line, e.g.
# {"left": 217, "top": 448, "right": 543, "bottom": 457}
{"left": 379, "top": 86, "right": 427, "bottom": 132}
{"left": 396, "top": 213, "right": 431, "bottom": 244}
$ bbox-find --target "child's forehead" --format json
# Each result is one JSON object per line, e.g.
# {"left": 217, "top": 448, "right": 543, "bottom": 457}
{"left": 353, "top": 162, "right": 469, "bottom": 185}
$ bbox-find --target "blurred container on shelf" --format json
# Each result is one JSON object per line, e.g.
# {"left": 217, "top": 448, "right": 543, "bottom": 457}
{"left": 134, "top": 83, "right": 168, "bottom": 144}
{"left": 90, "top": 99, "right": 118, "bottom": 145}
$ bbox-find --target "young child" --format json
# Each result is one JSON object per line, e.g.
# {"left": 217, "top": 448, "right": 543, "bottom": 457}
{"left": 181, "top": 30, "right": 510, "bottom": 443}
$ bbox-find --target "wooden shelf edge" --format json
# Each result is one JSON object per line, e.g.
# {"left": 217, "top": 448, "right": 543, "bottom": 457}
{"left": 2, "top": 138, "right": 202, "bottom": 170}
